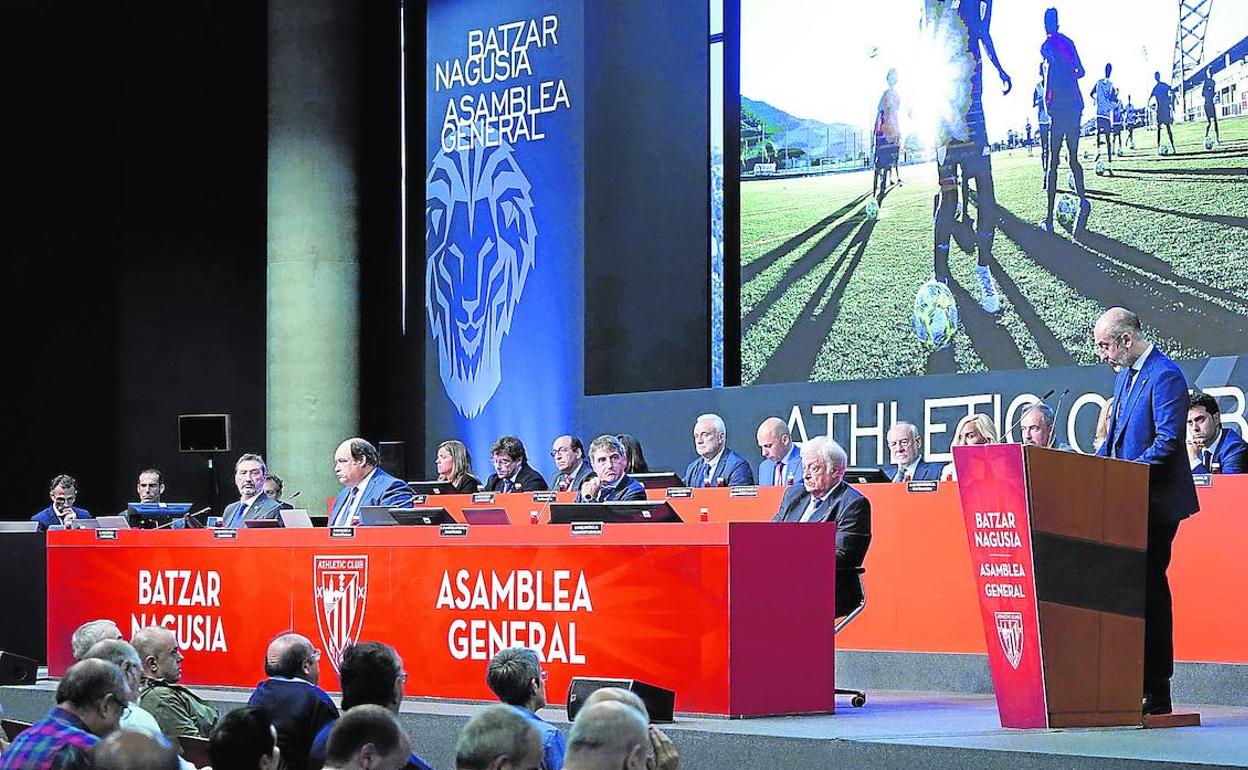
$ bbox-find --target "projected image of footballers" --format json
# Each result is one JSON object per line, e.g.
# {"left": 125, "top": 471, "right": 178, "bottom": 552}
{"left": 1039, "top": 7, "right": 1090, "bottom": 234}
{"left": 925, "top": 0, "right": 1012, "bottom": 314}
{"left": 1033, "top": 62, "right": 1051, "bottom": 188}
{"left": 1090, "top": 63, "right": 1117, "bottom": 166}
{"left": 1110, "top": 95, "right": 1124, "bottom": 157}
{"left": 874, "top": 68, "right": 903, "bottom": 201}
{"left": 1150, "top": 71, "right": 1177, "bottom": 155}
{"left": 1125, "top": 95, "right": 1137, "bottom": 150}
{"left": 1202, "top": 67, "right": 1220, "bottom": 146}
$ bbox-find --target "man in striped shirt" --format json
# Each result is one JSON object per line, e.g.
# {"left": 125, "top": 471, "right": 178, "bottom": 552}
{"left": 0, "top": 659, "right": 128, "bottom": 770}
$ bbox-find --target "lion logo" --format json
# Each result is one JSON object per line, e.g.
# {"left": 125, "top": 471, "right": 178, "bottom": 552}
{"left": 425, "top": 140, "right": 537, "bottom": 418}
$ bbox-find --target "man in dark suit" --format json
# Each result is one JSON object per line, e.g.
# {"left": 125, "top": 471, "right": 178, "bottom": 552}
{"left": 773, "top": 436, "right": 872, "bottom": 616}
{"left": 247, "top": 633, "right": 338, "bottom": 770}
{"left": 329, "top": 438, "right": 415, "bottom": 527}
{"left": 881, "top": 421, "right": 943, "bottom": 481}
{"left": 223, "top": 454, "right": 283, "bottom": 528}
{"left": 576, "top": 435, "right": 646, "bottom": 502}
{"left": 1186, "top": 392, "right": 1247, "bottom": 474}
{"left": 1094, "top": 307, "right": 1199, "bottom": 716}
{"left": 756, "top": 417, "right": 802, "bottom": 486}
{"left": 483, "top": 436, "right": 548, "bottom": 493}
{"left": 683, "top": 413, "right": 756, "bottom": 488}
{"left": 550, "top": 435, "right": 595, "bottom": 493}
{"left": 31, "top": 473, "right": 93, "bottom": 531}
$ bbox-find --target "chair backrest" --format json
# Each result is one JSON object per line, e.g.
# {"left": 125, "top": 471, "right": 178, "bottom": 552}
{"left": 1, "top": 718, "right": 33, "bottom": 741}
{"left": 180, "top": 735, "right": 212, "bottom": 769}
{"left": 834, "top": 568, "right": 867, "bottom": 634}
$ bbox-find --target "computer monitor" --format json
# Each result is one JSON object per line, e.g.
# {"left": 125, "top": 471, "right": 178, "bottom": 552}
{"left": 463, "top": 508, "right": 510, "bottom": 525}
{"left": 549, "top": 501, "right": 682, "bottom": 524}
{"left": 242, "top": 518, "right": 281, "bottom": 529}
{"left": 127, "top": 503, "right": 195, "bottom": 529}
{"left": 95, "top": 516, "right": 131, "bottom": 530}
{"left": 0, "top": 522, "right": 40, "bottom": 533}
{"left": 630, "top": 472, "right": 685, "bottom": 489}
{"left": 408, "top": 481, "right": 452, "bottom": 496}
{"left": 843, "top": 468, "right": 891, "bottom": 484}
{"left": 389, "top": 508, "right": 455, "bottom": 526}
{"left": 278, "top": 508, "right": 313, "bottom": 528}
{"left": 70, "top": 519, "right": 100, "bottom": 530}
{"left": 356, "top": 507, "right": 400, "bottom": 526}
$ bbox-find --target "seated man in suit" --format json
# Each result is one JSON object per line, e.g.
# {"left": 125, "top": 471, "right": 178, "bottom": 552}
{"left": 247, "top": 633, "right": 338, "bottom": 770}
{"left": 576, "top": 435, "right": 646, "bottom": 502}
{"left": 223, "top": 454, "right": 283, "bottom": 528}
{"left": 32, "top": 473, "right": 93, "bottom": 531}
{"left": 550, "top": 435, "right": 595, "bottom": 493}
{"left": 773, "top": 436, "right": 872, "bottom": 617}
{"left": 483, "top": 436, "right": 548, "bottom": 493}
{"left": 882, "top": 422, "right": 942, "bottom": 482}
{"left": 330, "top": 438, "right": 415, "bottom": 527}
{"left": 756, "top": 417, "right": 802, "bottom": 486}
{"left": 683, "top": 413, "right": 756, "bottom": 488}
{"left": 1187, "top": 392, "right": 1247, "bottom": 474}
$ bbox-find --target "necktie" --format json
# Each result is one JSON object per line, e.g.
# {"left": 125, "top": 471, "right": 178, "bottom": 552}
{"left": 703, "top": 461, "right": 715, "bottom": 487}
{"left": 774, "top": 462, "right": 784, "bottom": 486}
{"left": 231, "top": 502, "right": 248, "bottom": 528}
{"left": 893, "top": 468, "right": 906, "bottom": 483}
{"left": 502, "top": 478, "right": 513, "bottom": 493}
{"left": 337, "top": 488, "right": 357, "bottom": 527}
{"left": 558, "top": 475, "right": 571, "bottom": 492}
{"left": 1118, "top": 368, "right": 1138, "bottom": 418}
{"left": 1201, "top": 449, "right": 1213, "bottom": 472}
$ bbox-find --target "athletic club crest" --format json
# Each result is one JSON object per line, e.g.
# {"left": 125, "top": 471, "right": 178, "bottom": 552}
{"left": 314, "top": 556, "right": 369, "bottom": 673}
{"left": 994, "top": 611, "right": 1025, "bottom": 670}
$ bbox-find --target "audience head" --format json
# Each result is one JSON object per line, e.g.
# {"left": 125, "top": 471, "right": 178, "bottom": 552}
{"left": 234, "top": 453, "right": 268, "bottom": 499}
{"left": 49, "top": 473, "right": 80, "bottom": 517}
{"left": 799, "top": 436, "right": 848, "bottom": 497}
{"left": 486, "top": 647, "right": 546, "bottom": 711}
{"left": 92, "top": 729, "right": 179, "bottom": 770}
{"left": 136, "top": 469, "right": 165, "bottom": 504}
{"left": 323, "top": 705, "right": 409, "bottom": 770}
{"left": 437, "top": 440, "right": 474, "bottom": 484}
{"left": 56, "top": 658, "right": 130, "bottom": 737}
{"left": 951, "top": 414, "right": 998, "bottom": 448}
{"left": 491, "top": 436, "right": 527, "bottom": 480}
{"left": 82, "top": 639, "right": 144, "bottom": 704}
{"left": 132, "top": 626, "right": 184, "bottom": 683}
{"left": 551, "top": 435, "right": 585, "bottom": 474}
{"left": 454, "top": 703, "right": 542, "bottom": 770}
{"left": 565, "top": 701, "right": 649, "bottom": 770}
{"left": 582, "top": 687, "right": 649, "bottom": 720}
{"left": 887, "top": 422, "right": 922, "bottom": 466}
{"left": 588, "top": 435, "right": 628, "bottom": 487}
{"left": 1094, "top": 307, "right": 1146, "bottom": 369}
{"left": 755, "top": 417, "right": 793, "bottom": 462}
{"left": 263, "top": 474, "right": 284, "bottom": 501}
{"left": 339, "top": 642, "right": 406, "bottom": 712}
{"left": 209, "top": 706, "right": 281, "bottom": 770}
{"left": 1020, "top": 403, "right": 1056, "bottom": 448}
{"left": 692, "top": 413, "right": 726, "bottom": 460}
{"left": 335, "top": 438, "right": 381, "bottom": 488}
{"left": 1094, "top": 398, "right": 1114, "bottom": 452}
{"left": 616, "top": 434, "right": 649, "bottom": 474}
{"left": 264, "top": 632, "right": 321, "bottom": 685}
{"left": 1188, "top": 392, "right": 1223, "bottom": 446}
{"left": 71, "top": 619, "right": 123, "bottom": 660}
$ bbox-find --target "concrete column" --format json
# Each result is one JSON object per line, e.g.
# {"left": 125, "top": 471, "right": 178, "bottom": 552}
{"left": 267, "top": 0, "right": 360, "bottom": 508}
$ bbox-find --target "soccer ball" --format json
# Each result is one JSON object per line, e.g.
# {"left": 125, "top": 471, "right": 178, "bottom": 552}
{"left": 1158, "top": 145, "right": 1171, "bottom": 156}
{"left": 1067, "top": 171, "right": 1077, "bottom": 190}
{"left": 1117, "top": 147, "right": 1124, "bottom": 157}
{"left": 1129, "top": 139, "right": 1136, "bottom": 150}
{"left": 1095, "top": 160, "right": 1106, "bottom": 176}
{"left": 1082, "top": 149, "right": 1090, "bottom": 160}
{"left": 1057, "top": 194, "right": 1079, "bottom": 230}
{"left": 913, "top": 280, "right": 959, "bottom": 350}
{"left": 1206, "top": 137, "right": 1216, "bottom": 150}
{"left": 865, "top": 198, "right": 880, "bottom": 220}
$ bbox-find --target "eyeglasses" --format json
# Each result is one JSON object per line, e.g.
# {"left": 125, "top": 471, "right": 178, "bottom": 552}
{"left": 1095, "top": 334, "right": 1126, "bottom": 352}
{"left": 550, "top": 447, "right": 574, "bottom": 457}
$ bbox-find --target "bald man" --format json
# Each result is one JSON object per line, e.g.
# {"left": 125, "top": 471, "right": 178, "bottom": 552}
{"left": 757, "top": 417, "right": 801, "bottom": 486}
{"left": 582, "top": 689, "right": 678, "bottom": 770}
{"left": 133, "top": 626, "right": 219, "bottom": 754}
{"left": 563, "top": 701, "right": 649, "bottom": 770}
{"left": 330, "top": 438, "right": 415, "bottom": 527}
{"left": 247, "top": 633, "right": 338, "bottom": 770}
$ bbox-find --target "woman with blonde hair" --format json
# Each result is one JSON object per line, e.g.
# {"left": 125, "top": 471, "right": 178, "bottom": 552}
{"left": 435, "top": 439, "right": 481, "bottom": 493}
{"left": 941, "top": 413, "right": 999, "bottom": 481}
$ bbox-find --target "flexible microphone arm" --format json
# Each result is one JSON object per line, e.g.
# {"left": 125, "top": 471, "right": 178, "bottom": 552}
{"left": 1005, "top": 389, "right": 1056, "bottom": 441}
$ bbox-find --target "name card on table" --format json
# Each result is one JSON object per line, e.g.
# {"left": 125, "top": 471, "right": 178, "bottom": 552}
{"left": 729, "top": 486, "right": 759, "bottom": 498}
{"left": 532, "top": 491, "right": 558, "bottom": 503}
{"left": 96, "top": 529, "right": 119, "bottom": 541}
{"left": 472, "top": 492, "right": 496, "bottom": 503}
{"left": 571, "top": 522, "right": 604, "bottom": 537}
{"left": 907, "top": 480, "right": 939, "bottom": 493}
{"left": 1192, "top": 474, "right": 1213, "bottom": 488}
{"left": 329, "top": 527, "right": 357, "bottom": 538}
{"left": 666, "top": 487, "right": 693, "bottom": 499}
{"left": 440, "top": 524, "right": 469, "bottom": 538}
{"left": 212, "top": 529, "right": 237, "bottom": 540}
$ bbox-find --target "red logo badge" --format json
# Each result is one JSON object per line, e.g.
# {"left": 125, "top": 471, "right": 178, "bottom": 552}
{"left": 994, "top": 611, "right": 1024, "bottom": 670}
{"left": 314, "top": 556, "right": 369, "bottom": 672}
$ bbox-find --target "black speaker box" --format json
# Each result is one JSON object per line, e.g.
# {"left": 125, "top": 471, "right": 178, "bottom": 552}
{"left": 0, "top": 650, "right": 38, "bottom": 685}
{"left": 566, "top": 677, "right": 675, "bottom": 723}
{"left": 178, "top": 414, "right": 231, "bottom": 453}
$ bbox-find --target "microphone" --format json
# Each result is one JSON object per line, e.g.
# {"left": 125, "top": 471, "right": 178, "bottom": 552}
{"left": 1005, "top": 389, "right": 1056, "bottom": 441}
{"left": 1049, "top": 389, "right": 1071, "bottom": 448}
{"left": 286, "top": 490, "right": 301, "bottom": 502}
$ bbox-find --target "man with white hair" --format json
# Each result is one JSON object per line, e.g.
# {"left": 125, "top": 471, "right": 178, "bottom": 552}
{"left": 71, "top": 620, "right": 123, "bottom": 660}
{"left": 882, "top": 421, "right": 943, "bottom": 482}
{"left": 683, "top": 413, "right": 755, "bottom": 488}
{"left": 562, "top": 701, "right": 650, "bottom": 770}
{"left": 773, "top": 436, "right": 873, "bottom": 616}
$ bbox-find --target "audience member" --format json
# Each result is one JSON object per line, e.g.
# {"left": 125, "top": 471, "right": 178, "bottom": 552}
{"left": 91, "top": 730, "right": 178, "bottom": 770}
{"left": 31, "top": 474, "right": 92, "bottom": 531}
{"left": 247, "top": 633, "right": 338, "bottom": 770}
{"left": 436, "top": 440, "right": 481, "bottom": 494}
{"left": 683, "top": 414, "right": 755, "bottom": 488}
{"left": 223, "top": 454, "right": 282, "bottom": 528}
{"left": 773, "top": 436, "right": 872, "bottom": 617}
{"left": 486, "top": 648, "right": 564, "bottom": 770}
{"left": 616, "top": 435, "right": 650, "bottom": 474}
{"left": 561, "top": 701, "right": 648, "bottom": 770}
{"left": 940, "top": 414, "right": 998, "bottom": 481}
{"left": 330, "top": 438, "right": 416, "bottom": 527}
{"left": 756, "top": 417, "right": 801, "bottom": 486}
{"left": 1019, "top": 403, "right": 1070, "bottom": 450}
{"left": 308, "top": 642, "right": 434, "bottom": 770}
{"left": 483, "top": 437, "right": 548, "bottom": 493}
{"left": 0, "top": 659, "right": 128, "bottom": 770}
{"left": 1187, "top": 392, "right": 1246, "bottom": 474}
{"left": 576, "top": 436, "right": 645, "bottom": 503}
{"left": 321, "top": 706, "right": 409, "bottom": 770}
{"left": 1094, "top": 398, "right": 1114, "bottom": 452}
{"left": 132, "top": 626, "right": 220, "bottom": 754}
{"left": 263, "top": 474, "right": 287, "bottom": 504}
{"left": 71, "top": 619, "right": 123, "bottom": 661}
{"left": 581, "top": 689, "right": 678, "bottom": 770}
{"left": 209, "top": 707, "right": 281, "bottom": 770}
{"left": 454, "top": 704, "right": 542, "bottom": 770}
{"left": 882, "top": 422, "right": 941, "bottom": 482}
{"left": 550, "top": 436, "right": 594, "bottom": 493}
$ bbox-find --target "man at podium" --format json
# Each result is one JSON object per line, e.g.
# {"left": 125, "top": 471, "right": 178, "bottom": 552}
{"left": 1093, "top": 307, "right": 1199, "bottom": 716}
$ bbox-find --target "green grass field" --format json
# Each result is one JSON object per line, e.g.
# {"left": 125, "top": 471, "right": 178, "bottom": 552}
{"left": 740, "top": 115, "right": 1248, "bottom": 385}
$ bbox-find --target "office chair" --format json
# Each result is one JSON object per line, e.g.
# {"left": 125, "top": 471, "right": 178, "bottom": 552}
{"left": 834, "top": 567, "right": 867, "bottom": 707}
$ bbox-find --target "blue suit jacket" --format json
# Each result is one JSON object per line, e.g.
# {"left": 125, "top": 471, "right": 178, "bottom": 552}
{"left": 1097, "top": 347, "right": 1199, "bottom": 525}
{"left": 1194, "top": 427, "right": 1248, "bottom": 474}
{"left": 881, "top": 460, "right": 944, "bottom": 482}
{"left": 684, "top": 447, "right": 756, "bottom": 488}
{"left": 222, "top": 494, "right": 282, "bottom": 529}
{"left": 758, "top": 443, "right": 802, "bottom": 486}
{"left": 330, "top": 467, "right": 415, "bottom": 526}
{"left": 31, "top": 506, "right": 92, "bottom": 531}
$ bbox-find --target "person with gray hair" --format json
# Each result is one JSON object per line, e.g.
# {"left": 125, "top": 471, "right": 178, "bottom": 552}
{"left": 576, "top": 435, "right": 646, "bottom": 503}
{"left": 330, "top": 437, "right": 415, "bottom": 527}
{"left": 1, "top": 659, "right": 129, "bottom": 769}
{"left": 883, "top": 421, "right": 942, "bottom": 482}
{"left": 91, "top": 730, "right": 179, "bottom": 770}
{"left": 581, "top": 689, "right": 679, "bottom": 770}
{"left": 223, "top": 453, "right": 282, "bottom": 528}
{"left": 485, "top": 647, "right": 565, "bottom": 770}
{"left": 247, "top": 633, "right": 338, "bottom": 770}
{"left": 773, "top": 436, "right": 872, "bottom": 616}
{"left": 454, "top": 704, "right": 543, "bottom": 770}
{"left": 563, "top": 701, "right": 649, "bottom": 770}
{"left": 1020, "top": 402, "right": 1070, "bottom": 450}
{"left": 71, "top": 619, "right": 123, "bottom": 660}
{"left": 683, "top": 413, "right": 755, "bottom": 488}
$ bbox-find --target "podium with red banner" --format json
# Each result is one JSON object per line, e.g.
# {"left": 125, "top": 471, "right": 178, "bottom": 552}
{"left": 953, "top": 443, "right": 1149, "bottom": 728}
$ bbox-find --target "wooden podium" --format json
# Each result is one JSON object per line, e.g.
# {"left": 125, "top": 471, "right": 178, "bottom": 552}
{"left": 953, "top": 444, "right": 1148, "bottom": 728}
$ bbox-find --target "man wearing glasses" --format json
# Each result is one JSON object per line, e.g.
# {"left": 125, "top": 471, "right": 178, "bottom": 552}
{"left": 550, "top": 435, "right": 594, "bottom": 493}
{"left": 247, "top": 633, "right": 339, "bottom": 770}
{"left": 882, "top": 422, "right": 943, "bottom": 482}
{"left": 484, "top": 436, "right": 549, "bottom": 493}
{"left": 31, "top": 474, "right": 93, "bottom": 531}
{"left": 0, "top": 659, "right": 129, "bottom": 770}
{"left": 486, "top": 648, "right": 565, "bottom": 770}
